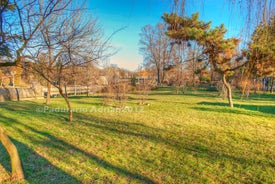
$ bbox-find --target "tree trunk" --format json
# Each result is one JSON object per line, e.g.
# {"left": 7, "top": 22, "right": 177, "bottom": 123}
{"left": 192, "top": 58, "right": 196, "bottom": 87}
{"left": 0, "top": 125, "right": 24, "bottom": 180}
{"left": 157, "top": 68, "right": 161, "bottom": 86}
{"left": 266, "top": 77, "right": 270, "bottom": 92}
{"left": 59, "top": 88, "right": 73, "bottom": 122}
{"left": 161, "top": 68, "right": 165, "bottom": 85}
{"left": 270, "top": 76, "right": 274, "bottom": 93}
{"left": 241, "top": 77, "right": 248, "bottom": 100}
{"left": 222, "top": 73, "right": 234, "bottom": 108}
{"left": 192, "top": 72, "right": 195, "bottom": 87}
{"left": 46, "top": 82, "right": 51, "bottom": 104}
{"left": 74, "top": 81, "right": 76, "bottom": 96}
{"left": 254, "top": 78, "right": 258, "bottom": 94}
{"left": 86, "top": 86, "right": 89, "bottom": 97}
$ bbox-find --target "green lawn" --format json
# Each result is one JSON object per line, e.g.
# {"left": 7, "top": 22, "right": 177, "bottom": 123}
{"left": 0, "top": 88, "right": 274, "bottom": 183}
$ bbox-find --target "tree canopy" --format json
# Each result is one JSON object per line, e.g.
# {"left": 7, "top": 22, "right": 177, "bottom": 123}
{"left": 248, "top": 15, "right": 275, "bottom": 76}
{"left": 0, "top": 0, "right": 15, "bottom": 57}
{"left": 163, "top": 12, "right": 246, "bottom": 107}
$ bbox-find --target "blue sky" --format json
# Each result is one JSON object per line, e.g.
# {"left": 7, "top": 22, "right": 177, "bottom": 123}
{"left": 88, "top": 0, "right": 246, "bottom": 71}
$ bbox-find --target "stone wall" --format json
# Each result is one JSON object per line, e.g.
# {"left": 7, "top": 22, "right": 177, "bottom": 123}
{"left": 0, "top": 88, "right": 10, "bottom": 102}
{"left": 0, "top": 88, "right": 42, "bottom": 102}
{"left": 0, "top": 85, "right": 103, "bottom": 102}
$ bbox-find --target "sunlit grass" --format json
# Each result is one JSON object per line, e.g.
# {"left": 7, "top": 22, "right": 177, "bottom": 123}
{"left": 0, "top": 88, "right": 274, "bottom": 183}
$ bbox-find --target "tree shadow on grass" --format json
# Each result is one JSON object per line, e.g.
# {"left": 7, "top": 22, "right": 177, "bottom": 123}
{"left": 0, "top": 101, "right": 69, "bottom": 122}
{"left": 76, "top": 114, "right": 274, "bottom": 169}
{"left": 69, "top": 95, "right": 104, "bottom": 106}
{"left": 69, "top": 95, "right": 104, "bottom": 99}
{"left": 183, "top": 92, "right": 219, "bottom": 98}
{"left": 148, "top": 92, "right": 179, "bottom": 96}
{"left": 197, "top": 101, "right": 275, "bottom": 115}
{"left": 71, "top": 100, "right": 103, "bottom": 106}
{"left": 0, "top": 138, "right": 81, "bottom": 184}
{"left": 127, "top": 96, "right": 157, "bottom": 101}
{"left": 247, "top": 93, "right": 275, "bottom": 102}
{"left": 0, "top": 115, "right": 156, "bottom": 184}
{"left": 1, "top": 100, "right": 274, "bottom": 183}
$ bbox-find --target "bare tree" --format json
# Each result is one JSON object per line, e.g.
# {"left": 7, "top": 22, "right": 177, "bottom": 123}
{"left": 0, "top": 0, "right": 73, "bottom": 66}
{"left": 0, "top": 0, "right": 77, "bottom": 180}
{"left": 134, "top": 67, "right": 151, "bottom": 104}
{"left": 32, "top": 7, "right": 112, "bottom": 122}
{"left": 102, "top": 65, "right": 130, "bottom": 108}
{"left": 73, "top": 63, "right": 100, "bottom": 96}
{"left": 139, "top": 23, "right": 175, "bottom": 86}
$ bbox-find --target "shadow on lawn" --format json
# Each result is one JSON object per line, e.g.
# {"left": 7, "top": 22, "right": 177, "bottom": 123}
{"left": 247, "top": 93, "right": 275, "bottom": 102}
{"left": 1, "top": 100, "right": 274, "bottom": 183}
{"left": 0, "top": 138, "right": 80, "bottom": 184}
{"left": 76, "top": 114, "right": 274, "bottom": 169}
{"left": 0, "top": 112, "right": 156, "bottom": 183}
{"left": 197, "top": 101, "right": 275, "bottom": 115}
{"left": 0, "top": 101, "right": 69, "bottom": 122}
{"left": 69, "top": 95, "right": 105, "bottom": 105}
{"left": 183, "top": 92, "right": 219, "bottom": 98}
{"left": 69, "top": 95, "right": 104, "bottom": 99}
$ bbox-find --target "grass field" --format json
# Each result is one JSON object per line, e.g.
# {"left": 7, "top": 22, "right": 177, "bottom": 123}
{"left": 0, "top": 88, "right": 274, "bottom": 183}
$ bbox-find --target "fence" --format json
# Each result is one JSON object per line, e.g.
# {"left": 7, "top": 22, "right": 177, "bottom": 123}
{"left": 0, "top": 85, "right": 103, "bottom": 102}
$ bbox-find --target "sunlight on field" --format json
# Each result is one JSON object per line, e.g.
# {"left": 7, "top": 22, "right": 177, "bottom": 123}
{"left": 1, "top": 88, "right": 274, "bottom": 183}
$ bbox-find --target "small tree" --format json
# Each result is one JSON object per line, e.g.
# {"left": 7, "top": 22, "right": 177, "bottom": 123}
{"left": 103, "top": 66, "right": 129, "bottom": 108}
{"left": 163, "top": 12, "right": 246, "bottom": 107}
{"left": 136, "top": 68, "right": 152, "bottom": 104}
{"left": 81, "top": 63, "right": 100, "bottom": 96}
{"left": 246, "top": 15, "right": 275, "bottom": 93}
{"left": 0, "top": 0, "right": 72, "bottom": 180}
{"left": 31, "top": 3, "right": 113, "bottom": 122}
{"left": 137, "top": 78, "right": 151, "bottom": 104}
